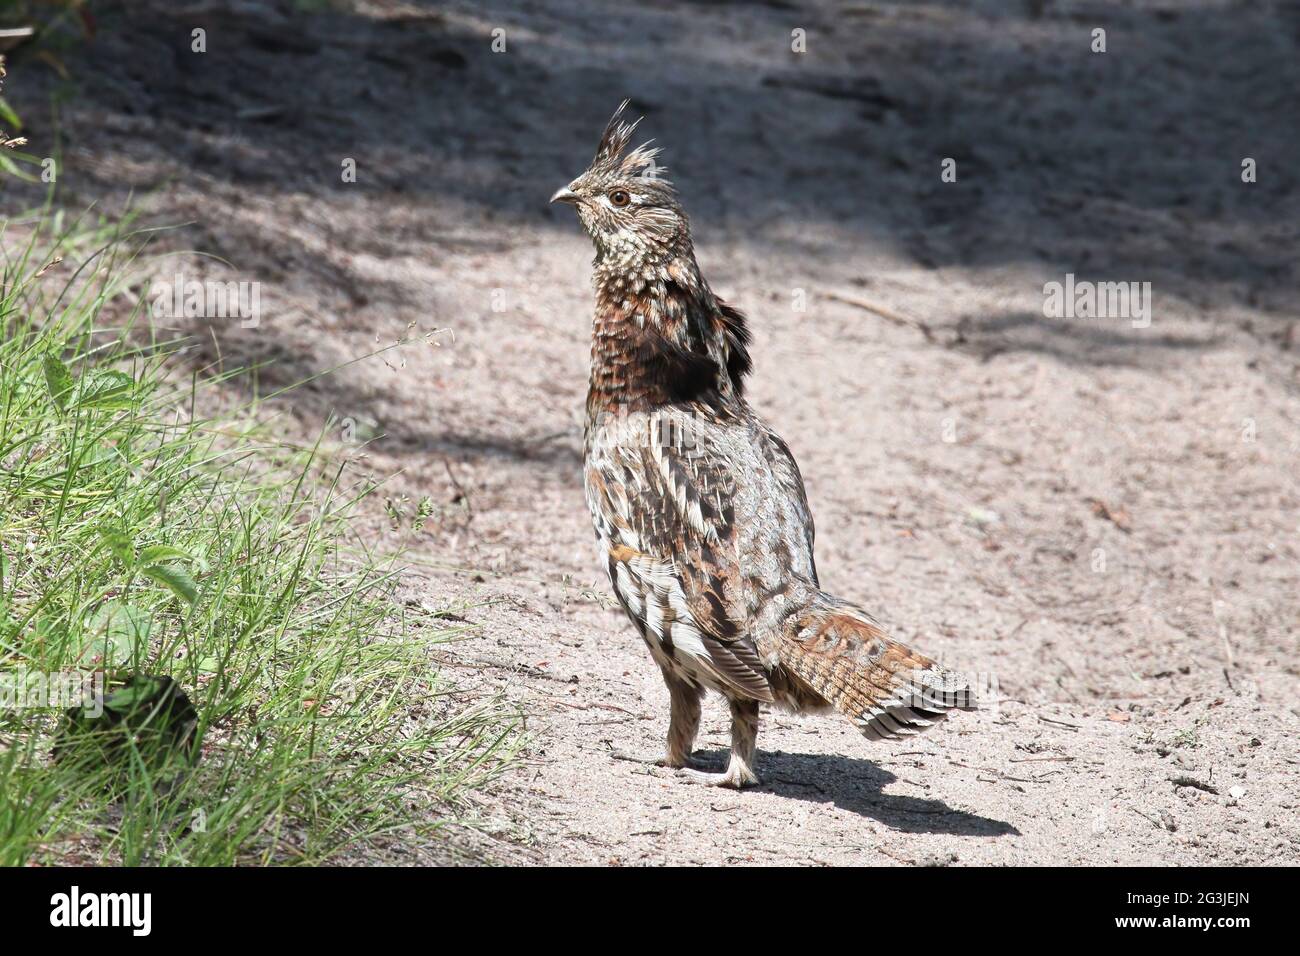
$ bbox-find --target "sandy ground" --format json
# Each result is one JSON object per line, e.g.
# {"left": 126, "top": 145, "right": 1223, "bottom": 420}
{"left": 4, "top": 0, "right": 1298, "bottom": 865}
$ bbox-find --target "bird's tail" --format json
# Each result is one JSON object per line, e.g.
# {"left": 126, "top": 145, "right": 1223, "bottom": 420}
{"left": 777, "top": 595, "right": 976, "bottom": 741}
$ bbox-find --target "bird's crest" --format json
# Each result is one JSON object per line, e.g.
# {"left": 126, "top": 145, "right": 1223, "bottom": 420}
{"left": 591, "top": 100, "right": 668, "bottom": 183}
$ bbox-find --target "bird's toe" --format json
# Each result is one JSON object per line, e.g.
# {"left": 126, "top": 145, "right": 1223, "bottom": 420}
{"left": 675, "top": 766, "right": 759, "bottom": 789}
{"left": 658, "top": 752, "right": 707, "bottom": 770}
{"left": 612, "top": 750, "right": 709, "bottom": 770}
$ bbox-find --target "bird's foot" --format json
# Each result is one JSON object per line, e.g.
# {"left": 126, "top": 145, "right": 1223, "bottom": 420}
{"left": 610, "top": 750, "right": 705, "bottom": 770}
{"left": 675, "top": 760, "right": 759, "bottom": 789}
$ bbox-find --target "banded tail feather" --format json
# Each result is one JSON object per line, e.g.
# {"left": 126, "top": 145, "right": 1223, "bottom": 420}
{"left": 780, "top": 598, "right": 976, "bottom": 742}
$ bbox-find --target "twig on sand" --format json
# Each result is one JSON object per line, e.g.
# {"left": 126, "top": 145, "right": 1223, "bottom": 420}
{"left": 547, "top": 697, "right": 637, "bottom": 716}
{"left": 877, "top": 846, "right": 918, "bottom": 865}
{"left": 1037, "top": 715, "right": 1082, "bottom": 731}
{"left": 996, "top": 772, "right": 1049, "bottom": 785}
{"left": 1087, "top": 497, "right": 1132, "bottom": 533}
{"left": 1170, "top": 775, "right": 1219, "bottom": 795}
{"left": 822, "top": 291, "right": 935, "bottom": 342}
{"left": 444, "top": 458, "right": 473, "bottom": 518}
{"left": 1209, "top": 582, "right": 1235, "bottom": 672}
{"left": 1130, "top": 807, "right": 1165, "bottom": 830}
{"left": 609, "top": 751, "right": 657, "bottom": 765}
{"left": 767, "top": 775, "right": 827, "bottom": 795}
{"left": 954, "top": 760, "right": 1050, "bottom": 785}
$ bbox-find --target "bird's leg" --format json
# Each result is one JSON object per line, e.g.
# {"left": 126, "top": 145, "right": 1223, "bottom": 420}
{"left": 658, "top": 674, "right": 704, "bottom": 768}
{"left": 612, "top": 672, "right": 705, "bottom": 768}
{"left": 677, "top": 697, "right": 760, "bottom": 788}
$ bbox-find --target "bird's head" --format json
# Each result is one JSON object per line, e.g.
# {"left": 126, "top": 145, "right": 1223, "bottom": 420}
{"left": 550, "top": 101, "right": 691, "bottom": 274}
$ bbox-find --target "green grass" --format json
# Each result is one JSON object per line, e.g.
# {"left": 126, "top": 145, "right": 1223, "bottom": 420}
{"left": 0, "top": 210, "right": 518, "bottom": 865}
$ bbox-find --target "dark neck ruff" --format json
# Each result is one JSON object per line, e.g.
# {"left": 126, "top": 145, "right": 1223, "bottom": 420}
{"left": 586, "top": 256, "right": 751, "bottom": 419}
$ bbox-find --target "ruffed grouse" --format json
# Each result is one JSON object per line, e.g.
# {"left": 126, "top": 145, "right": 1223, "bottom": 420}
{"left": 552, "top": 103, "right": 975, "bottom": 788}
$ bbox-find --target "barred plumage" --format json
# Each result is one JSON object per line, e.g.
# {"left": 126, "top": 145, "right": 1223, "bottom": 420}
{"left": 553, "top": 102, "right": 975, "bottom": 788}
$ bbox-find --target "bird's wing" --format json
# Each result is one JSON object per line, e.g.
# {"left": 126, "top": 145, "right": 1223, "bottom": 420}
{"left": 586, "top": 420, "right": 774, "bottom": 701}
{"left": 754, "top": 422, "right": 817, "bottom": 585}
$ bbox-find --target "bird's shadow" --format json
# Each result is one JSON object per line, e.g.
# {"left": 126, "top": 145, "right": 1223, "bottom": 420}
{"left": 691, "top": 748, "right": 1019, "bottom": 837}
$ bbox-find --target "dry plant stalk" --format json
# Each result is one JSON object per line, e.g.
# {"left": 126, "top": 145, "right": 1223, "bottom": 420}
{"left": 1, "top": 57, "right": 29, "bottom": 150}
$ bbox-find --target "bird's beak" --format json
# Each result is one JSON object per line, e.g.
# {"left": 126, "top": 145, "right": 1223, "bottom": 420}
{"left": 550, "top": 186, "right": 580, "bottom": 205}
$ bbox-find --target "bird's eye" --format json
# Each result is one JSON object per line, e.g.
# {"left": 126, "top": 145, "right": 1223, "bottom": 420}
{"left": 609, "top": 190, "right": 631, "bottom": 207}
